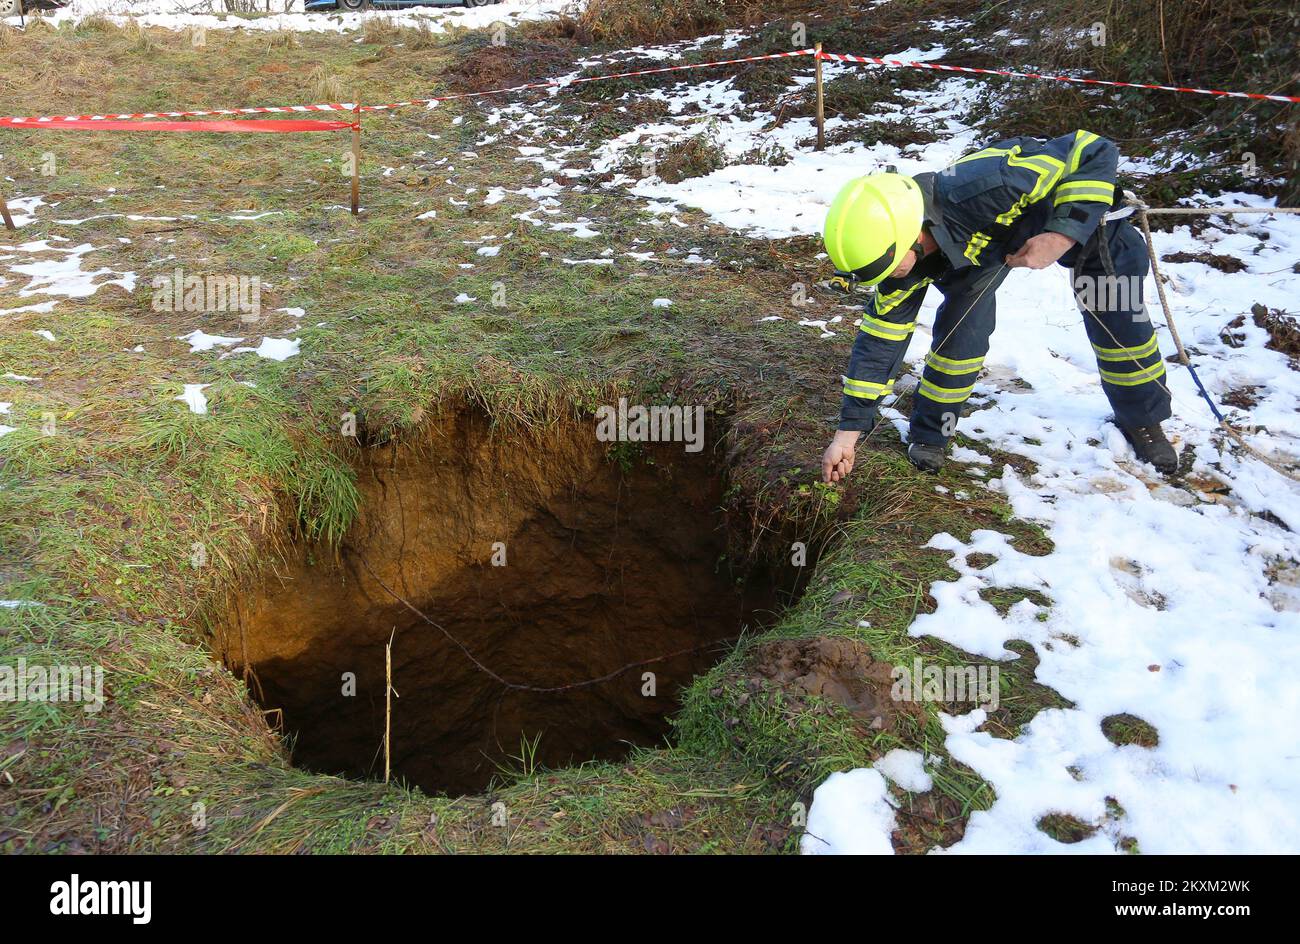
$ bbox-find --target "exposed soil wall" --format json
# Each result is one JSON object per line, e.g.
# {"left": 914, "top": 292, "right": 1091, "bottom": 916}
{"left": 221, "top": 407, "right": 795, "bottom": 795}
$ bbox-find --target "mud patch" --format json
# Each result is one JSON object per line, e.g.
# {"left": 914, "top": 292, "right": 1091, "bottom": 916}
{"left": 748, "top": 636, "right": 917, "bottom": 730}
{"left": 221, "top": 407, "right": 801, "bottom": 796}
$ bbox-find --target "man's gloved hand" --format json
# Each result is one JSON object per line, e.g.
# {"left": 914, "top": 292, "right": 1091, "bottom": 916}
{"left": 1005, "top": 231, "right": 1076, "bottom": 269}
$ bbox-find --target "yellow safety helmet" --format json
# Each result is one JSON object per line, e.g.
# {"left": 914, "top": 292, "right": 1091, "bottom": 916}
{"left": 823, "top": 173, "right": 925, "bottom": 286}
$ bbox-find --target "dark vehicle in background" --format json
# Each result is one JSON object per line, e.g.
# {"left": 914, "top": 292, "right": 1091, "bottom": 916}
{"left": 0, "top": 0, "right": 69, "bottom": 17}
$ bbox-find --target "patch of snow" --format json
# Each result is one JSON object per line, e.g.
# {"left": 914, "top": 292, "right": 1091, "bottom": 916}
{"left": 802, "top": 768, "right": 897, "bottom": 855}
{"left": 179, "top": 330, "right": 243, "bottom": 353}
{"left": 175, "top": 384, "right": 209, "bottom": 414}
{"left": 6, "top": 242, "right": 136, "bottom": 301}
{"left": 5, "top": 1, "right": 572, "bottom": 35}
{"left": 874, "top": 749, "right": 934, "bottom": 793}
{"left": 229, "top": 337, "right": 299, "bottom": 361}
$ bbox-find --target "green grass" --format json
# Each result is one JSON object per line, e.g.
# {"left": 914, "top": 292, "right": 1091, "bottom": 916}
{"left": 1101, "top": 713, "right": 1160, "bottom": 749}
{"left": 0, "top": 15, "right": 1074, "bottom": 854}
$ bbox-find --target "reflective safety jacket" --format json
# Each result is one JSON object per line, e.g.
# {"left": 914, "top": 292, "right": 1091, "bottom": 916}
{"left": 924, "top": 129, "right": 1119, "bottom": 269}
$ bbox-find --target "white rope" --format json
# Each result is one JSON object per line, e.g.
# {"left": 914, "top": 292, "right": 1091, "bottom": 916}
{"left": 1141, "top": 206, "right": 1300, "bottom": 216}
{"left": 1129, "top": 197, "right": 1300, "bottom": 483}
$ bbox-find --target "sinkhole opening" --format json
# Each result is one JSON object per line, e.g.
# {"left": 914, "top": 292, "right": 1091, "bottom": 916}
{"left": 220, "top": 407, "right": 809, "bottom": 796}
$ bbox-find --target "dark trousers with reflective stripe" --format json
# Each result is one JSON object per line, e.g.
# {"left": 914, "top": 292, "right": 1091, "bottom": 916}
{"left": 840, "top": 222, "right": 1171, "bottom": 444}
{"left": 840, "top": 260, "right": 1006, "bottom": 440}
{"left": 1071, "top": 219, "right": 1172, "bottom": 429}
{"left": 910, "top": 263, "right": 1008, "bottom": 444}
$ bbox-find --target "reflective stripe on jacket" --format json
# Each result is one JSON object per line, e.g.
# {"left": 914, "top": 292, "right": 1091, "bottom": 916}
{"left": 927, "top": 129, "right": 1119, "bottom": 269}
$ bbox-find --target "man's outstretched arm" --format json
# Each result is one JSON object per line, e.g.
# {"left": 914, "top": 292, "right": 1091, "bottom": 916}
{"left": 1007, "top": 130, "right": 1118, "bottom": 269}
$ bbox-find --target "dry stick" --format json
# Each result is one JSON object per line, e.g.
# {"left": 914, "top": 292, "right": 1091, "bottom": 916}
{"left": 1157, "top": 0, "right": 1173, "bottom": 85}
{"left": 1132, "top": 202, "right": 1300, "bottom": 483}
{"left": 384, "top": 627, "right": 394, "bottom": 784}
{"left": 814, "top": 42, "right": 826, "bottom": 152}
{"left": 350, "top": 99, "right": 361, "bottom": 217}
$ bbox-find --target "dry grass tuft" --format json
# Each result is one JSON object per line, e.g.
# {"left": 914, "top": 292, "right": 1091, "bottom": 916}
{"left": 361, "top": 14, "right": 402, "bottom": 47}
{"left": 308, "top": 66, "right": 346, "bottom": 105}
{"left": 574, "top": 0, "right": 726, "bottom": 45}
{"left": 73, "top": 13, "right": 117, "bottom": 34}
{"left": 266, "top": 28, "right": 300, "bottom": 51}
{"left": 123, "top": 18, "right": 157, "bottom": 55}
{"left": 402, "top": 21, "right": 439, "bottom": 51}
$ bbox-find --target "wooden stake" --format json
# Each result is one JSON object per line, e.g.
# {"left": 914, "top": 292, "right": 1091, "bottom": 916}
{"left": 814, "top": 42, "right": 826, "bottom": 152}
{"left": 384, "top": 628, "right": 394, "bottom": 784}
{"left": 350, "top": 98, "right": 361, "bottom": 217}
{"left": 0, "top": 183, "right": 15, "bottom": 232}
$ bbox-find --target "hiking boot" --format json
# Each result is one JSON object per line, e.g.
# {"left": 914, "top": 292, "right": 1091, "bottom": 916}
{"left": 1120, "top": 423, "right": 1177, "bottom": 474}
{"left": 907, "top": 441, "right": 945, "bottom": 474}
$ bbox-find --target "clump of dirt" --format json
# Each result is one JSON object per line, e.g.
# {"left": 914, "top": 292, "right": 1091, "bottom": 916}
{"left": 656, "top": 136, "right": 728, "bottom": 184}
{"left": 442, "top": 37, "right": 577, "bottom": 94}
{"left": 748, "top": 636, "right": 916, "bottom": 729}
{"left": 1251, "top": 302, "right": 1300, "bottom": 363}
{"left": 889, "top": 788, "right": 972, "bottom": 854}
{"left": 1162, "top": 250, "right": 1248, "bottom": 273}
{"left": 220, "top": 407, "right": 800, "bottom": 796}
{"left": 1219, "top": 315, "right": 1248, "bottom": 347}
{"left": 1037, "top": 812, "right": 1097, "bottom": 844}
{"left": 1220, "top": 304, "right": 1300, "bottom": 365}
{"left": 822, "top": 120, "right": 939, "bottom": 151}
{"left": 1222, "top": 385, "right": 1261, "bottom": 408}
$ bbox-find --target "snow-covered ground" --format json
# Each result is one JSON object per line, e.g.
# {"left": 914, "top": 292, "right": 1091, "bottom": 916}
{"left": 487, "top": 32, "right": 1300, "bottom": 855}
{"left": 3, "top": 0, "right": 572, "bottom": 33}
{"left": 4, "top": 16, "right": 1298, "bottom": 854}
{"left": 628, "top": 60, "right": 1300, "bottom": 855}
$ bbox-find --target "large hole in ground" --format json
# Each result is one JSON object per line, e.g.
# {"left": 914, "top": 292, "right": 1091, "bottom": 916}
{"left": 221, "top": 407, "right": 804, "bottom": 796}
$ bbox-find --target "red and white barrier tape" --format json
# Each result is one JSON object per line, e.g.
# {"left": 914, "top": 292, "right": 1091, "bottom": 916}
{"left": 2, "top": 45, "right": 1294, "bottom": 129}
{"left": 819, "top": 51, "right": 1300, "bottom": 105}
{"left": 0, "top": 118, "right": 355, "bottom": 133}
{"left": 0, "top": 103, "right": 356, "bottom": 126}
{"left": 363, "top": 47, "right": 815, "bottom": 111}
{"left": 0, "top": 49, "right": 815, "bottom": 126}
